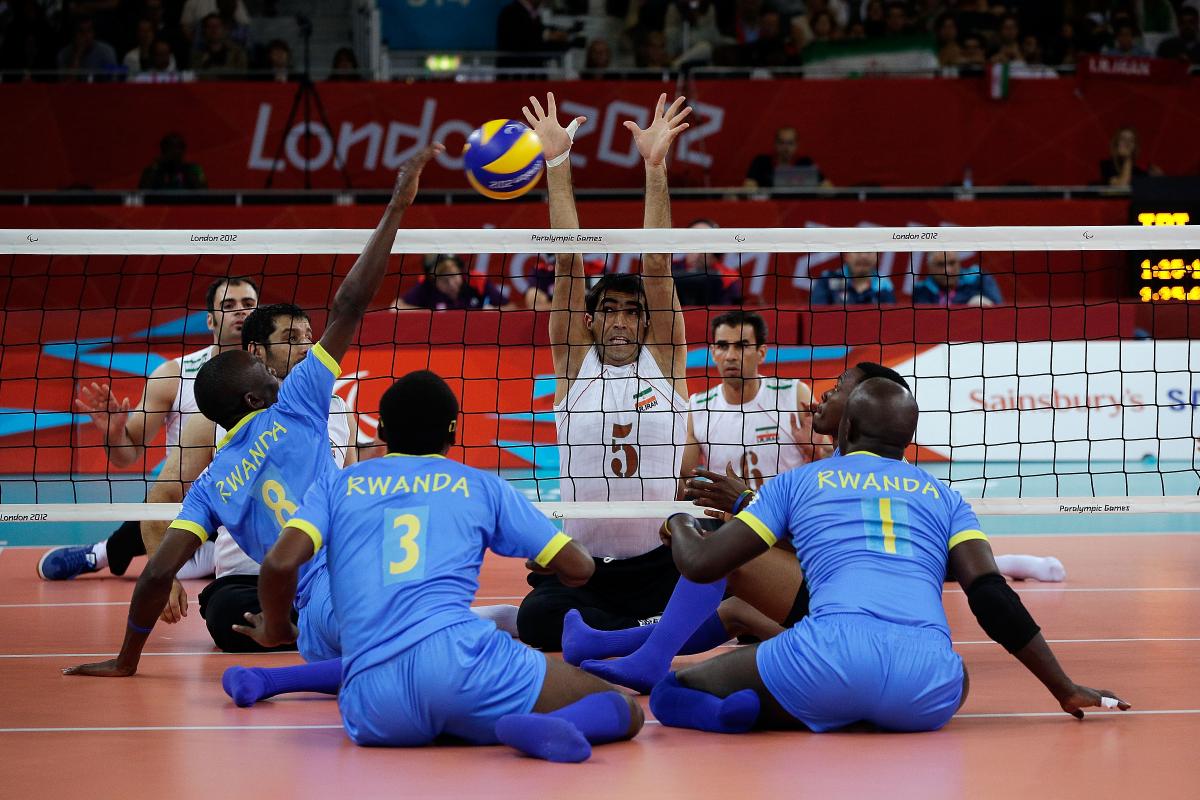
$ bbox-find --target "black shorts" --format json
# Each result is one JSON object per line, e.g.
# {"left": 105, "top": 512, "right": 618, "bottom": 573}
{"left": 782, "top": 578, "right": 811, "bottom": 629}
{"left": 516, "top": 545, "right": 681, "bottom": 651}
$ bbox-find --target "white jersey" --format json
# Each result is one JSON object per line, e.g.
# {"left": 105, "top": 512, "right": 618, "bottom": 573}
{"left": 212, "top": 394, "right": 353, "bottom": 578}
{"left": 689, "top": 378, "right": 808, "bottom": 490}
{"left": 555, "top": 346, "right": 688, "bottom": 559}
{"left": 164, "top": 346, "right": 213, "bottom": 449}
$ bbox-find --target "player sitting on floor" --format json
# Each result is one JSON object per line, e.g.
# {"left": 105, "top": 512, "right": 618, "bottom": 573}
{"left": 568, "top": 362, "right": 1065, "bottom": 692}
{"left": 649, "top": 377, "right": 1129, "bottom": 734}
{"left": 42, "top": 276, "right": 260, "bottom": 582}
{"left": 62, "top": 145, "right": 442, "bottom": 680}
{"left": 234, "top": 370, "right": 642, "bottom": 762}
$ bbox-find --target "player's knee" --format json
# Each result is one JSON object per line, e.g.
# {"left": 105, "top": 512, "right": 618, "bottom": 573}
{"left": 516, "top": 593, "right": 566, "bottom": 651}
{"left": 716, "top": 600, "right": 746, "bottom": 639}
{"left": 958, "top": 663, "right": 971, "bottom": 711}
{"left": 201, "top": 586, "right": 257, "bottom": 652}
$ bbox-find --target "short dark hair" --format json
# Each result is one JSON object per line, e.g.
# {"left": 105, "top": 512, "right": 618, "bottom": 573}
{"left": 379, "top": 370, "right": 459, "bottom": 455}
{"left": 711, "top": 310, "right": 768, "bottom": 345}
{"left": 585, "top": 273, "right": 647, "bottom": 315}
{"left": 241, "top": 302, "right": 308, "bottom": 349}
{"left": 194, "top": 350, "right": 256, "bottom": 427}
{"left": 856, "top": 361, "right": 911, "bottom": 393}
{"left": 205, "top": 276, "right": 259, "bottom": 313}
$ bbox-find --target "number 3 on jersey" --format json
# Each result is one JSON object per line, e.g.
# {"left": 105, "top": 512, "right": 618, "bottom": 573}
{"left": 383, "top": 505, "right": 429, "bottom": 585}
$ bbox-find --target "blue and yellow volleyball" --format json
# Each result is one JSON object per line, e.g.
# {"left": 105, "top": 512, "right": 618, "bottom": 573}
{"left": 462, "top": 120, "right": 545, "bottom": 200}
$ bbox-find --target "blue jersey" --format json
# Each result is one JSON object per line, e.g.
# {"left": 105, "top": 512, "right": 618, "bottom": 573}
{"left": 736, "top": 451, "right": 986, "bottom": 636}
{"left": 288, "top": 454, "right": 569, "bottom": 683}
{"left": 168, "top": 343, "right": 342, "bottom": 597}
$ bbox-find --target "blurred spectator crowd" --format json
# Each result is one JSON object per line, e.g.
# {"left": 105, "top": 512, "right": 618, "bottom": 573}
{"left": 4, "top": 1, "right": 1198, "bottom": 80}
{"left": 0, "top": 0, "right": 364, "bottom": 81}
{"left": 503, "top": 0, "right": 1200, "bottom": 73}
{"left": 393, "top": 242, "right": 1004, "bottom": 311}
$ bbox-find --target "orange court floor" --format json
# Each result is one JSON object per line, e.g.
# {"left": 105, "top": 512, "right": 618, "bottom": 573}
{"left": 1, "top": 533, "right": 1198, "bottom": 800}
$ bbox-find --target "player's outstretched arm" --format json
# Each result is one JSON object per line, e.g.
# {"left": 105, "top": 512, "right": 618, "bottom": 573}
{"left": 950, "top": 538, "right": 1130, "bottom": 718}
{"left": 233, "top": 527, "right": 314, "bottom": 648}
{"left": 664, "top": 513, "right": 769, "bottom": 584}
{"left": 627, "top": 94, "right": 691, "bottom": 393}
{"left": 523, "top": 92, "right": 591, "bottom": 394}
{"left": 63, "top": 529, "right": 202, "bottom": 677}
{"left": 320, "top": 144, "right": 444, "bottom": 364}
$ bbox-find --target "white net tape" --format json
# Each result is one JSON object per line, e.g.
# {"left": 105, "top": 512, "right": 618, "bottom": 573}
{"left": 3, "top": 225, "right": 1199, "bottom": 255}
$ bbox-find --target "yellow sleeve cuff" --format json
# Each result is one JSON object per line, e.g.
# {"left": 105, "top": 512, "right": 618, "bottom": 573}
{"left": 168, "top": 519, "right": 210, "bottom": 543}
{"left": 288, "top": 518, "right": 324, "bottom": 553}
{"left": 948, "top": 529, "right": 988, "bottom": 550}
{"left": 533, "top": 532, "right": 572, "bottom": 568}
{"left": 311, "top": 343, "right": 341, "bottom": 377}
{"left": 735, "top": 510, "right": 778, "bottom": 548}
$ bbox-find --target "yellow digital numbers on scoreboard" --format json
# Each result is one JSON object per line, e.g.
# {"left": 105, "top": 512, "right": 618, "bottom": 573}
{"left": 1137, "top": 212, "right": 1197, "bottom": 302}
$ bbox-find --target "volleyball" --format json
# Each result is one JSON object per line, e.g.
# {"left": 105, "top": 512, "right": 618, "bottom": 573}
{"left": 462, "top": 120, "right": 545, "bottom": 200}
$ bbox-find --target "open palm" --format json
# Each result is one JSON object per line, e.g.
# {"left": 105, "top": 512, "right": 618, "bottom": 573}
{"left": 521, "top": 93, "right": 584, "bottom": 162}
{"left": 625, "top": 93, "right": 692, "bottom": 167}
{"left": 74, "top": 382, "right": 130, "bottom": 441}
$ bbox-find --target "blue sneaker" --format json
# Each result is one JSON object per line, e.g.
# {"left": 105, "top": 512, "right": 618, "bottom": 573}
{"left": 37, "top": 546, "right": 100, "bottom": 581}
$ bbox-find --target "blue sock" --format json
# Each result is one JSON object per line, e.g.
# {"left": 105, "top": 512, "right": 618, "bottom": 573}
{"left": 649, "top": 672, "right": 759, "bottom": 733}
{"left": 581, "top": 578, "right": 727, "bottom": 693}
{"left": 221, "top": 658, "right": 342, "bottom": 708}
{"left": 679, "top": 612, "right": 734, "bottom": 655}
{"left": 495, "top": 691, "right": 631, "bottom": 763}
{"left": 561, "top": 609, "right": 655, "bottom": 666}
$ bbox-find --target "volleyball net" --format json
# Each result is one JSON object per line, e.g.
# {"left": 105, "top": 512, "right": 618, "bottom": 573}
{"left": 1, "top": 224, "right": 1198, "bottom": 541}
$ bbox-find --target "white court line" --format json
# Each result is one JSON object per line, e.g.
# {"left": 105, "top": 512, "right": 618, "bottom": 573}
{"left": 1, "top": 589, "right": 1196, "bottom": 610}
{"left": 10, "top": 636, "right": 1200, "bottom": 660}
{"left": 0, "top": 724, "right": 343, "bottom": 733}
{"left": 0, "top": 601, "right": 131, "bottom": 608}
{"left": 945, "top": 587, "right": 1200, "bottom": 594}
{"left": 955, "top": 709, "right": 1200, "bottom": 719}
{"left": 953, "top": 637, "right": 1200, "bottom": 645}
{"left": 641, "top": 710, "right": 1200, "bottom": 725}
{"left": 3, "top": 711, "right": 1195, "bottom": 733}
{"left": 0, "top": 598, "right": 527, "bottom": 609}
{"left": 0, "top": 651, "right": 282, "bottom": 659}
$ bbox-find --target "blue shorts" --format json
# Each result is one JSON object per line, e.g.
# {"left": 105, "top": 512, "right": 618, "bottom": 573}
{"left": 296, "top": 567, "right": 340, "bottom": 663}
{"left": 756, "top": 612, "right": 963, "bottom": 733}
{"left": 338, "top": 618, "right": 547, "bottom": 747}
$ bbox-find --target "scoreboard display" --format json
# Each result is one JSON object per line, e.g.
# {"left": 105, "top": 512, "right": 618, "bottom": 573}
{"left": 1129, "top": 178, "right": 1200, "bottom": 303}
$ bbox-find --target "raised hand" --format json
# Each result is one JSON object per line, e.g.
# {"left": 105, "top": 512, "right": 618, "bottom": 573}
{"left": 1057, "top": 684, "right": 1130, "bottom": 719}
{"left": 685, "top": 464, "right": 750, "bottom": 519}
{"left": 521, "top": 92, "right": 585, "bottom": 163}
{"left": 624, "top": 93, "right": 692, "bottom": 168}
{"left": 74, "top": 382, "right": 131, "bottom": 443}
{"left": 232, "top": 611, "right": 298, "bottom": 649}
{"left": 392, "top": 143, "right": 445, "bottom": 208}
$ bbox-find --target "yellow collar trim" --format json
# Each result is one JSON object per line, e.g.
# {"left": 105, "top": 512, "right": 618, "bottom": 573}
{"left": 846, "top": 450, "right": 881, "bottom": 458}
{"left": 217, "top": 409, "right": 267, "bottom": 450}
{"left": 384, "top": 452, "right": 446, "bottom": 459}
